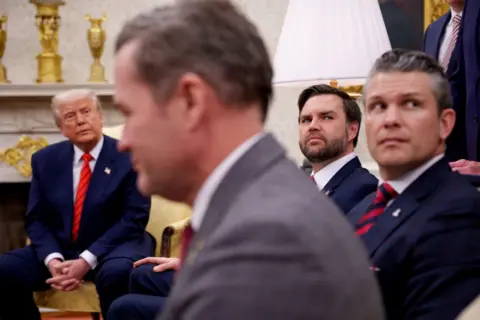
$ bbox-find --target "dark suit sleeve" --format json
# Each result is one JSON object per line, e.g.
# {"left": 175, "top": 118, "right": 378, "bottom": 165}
{"left": 87, "top": 168, "right": 151, "bottom": 259}
{"left": 405, "top": 201, "right": 480, "bottom": 319}
{"left": 25, "top": 153, "right": 63, "bottom": 262}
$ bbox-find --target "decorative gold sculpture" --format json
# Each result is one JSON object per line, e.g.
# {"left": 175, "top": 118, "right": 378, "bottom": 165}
{"left": 30, "top": 0, "right": 64, "bottom": 83}
{"left": 0, "top": 15, "right": 9, "bottom": 83}
{"left": 424, "top": 0, "right": 450, "bottom": 30}
{"left": 0, "top": 136, "right": 48, "bottom": 177}
{"left": 85, "top": 14, "right": 107, "bottom": 83}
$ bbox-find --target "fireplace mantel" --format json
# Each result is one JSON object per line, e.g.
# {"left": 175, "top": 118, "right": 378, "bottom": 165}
{"left": 0, "top": 84, "right": 123, "bottom": 182}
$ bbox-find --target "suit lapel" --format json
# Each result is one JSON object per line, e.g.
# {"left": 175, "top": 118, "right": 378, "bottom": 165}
{"left": 323, "top": 157, "right": 361, "bottom": 197}
{"left": 361, "top": 159, "right": 451, "bottom": 257}
{"left": 59, "top": 143, "right": 75, "bottom": 237}
{"left": 182, "top": 134, "right": 285, "bottom": 268}
{"left": 433, "top": 13, "right": 450, "bottom": 60}
{"left": 77, "top": 136, "right": 116, "bottom": 237}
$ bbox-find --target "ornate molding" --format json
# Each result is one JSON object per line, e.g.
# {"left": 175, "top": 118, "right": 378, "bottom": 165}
{"left": 0, "top": 135, "right": 48, "bottom": 177}
{"left": 424, "top": 0, "right": 449, "bottom": 30}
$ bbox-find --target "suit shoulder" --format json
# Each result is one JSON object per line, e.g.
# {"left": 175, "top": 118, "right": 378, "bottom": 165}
{"left": 430, "top": 172, "right": 480, "bottom": 214}
{"left": 31, "top": 139, "right": 71, "bottom": 162}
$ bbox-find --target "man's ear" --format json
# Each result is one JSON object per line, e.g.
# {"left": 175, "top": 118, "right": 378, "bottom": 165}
{"left": 347, "top": 121, "right": 359, "bottom": 144}
{"left": 440, "top": 108, "right": 456, "bottom": 141}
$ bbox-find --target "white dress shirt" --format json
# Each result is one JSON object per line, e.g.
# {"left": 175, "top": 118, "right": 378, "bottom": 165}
{"left": 438, "top": 9, "right": 463, "bottom": 63}
{"left": 311, "top": 153, "right": 357, "bottom": 190}
{"left": 44, "top": 136, "right": 104, "bottom": 269}
{"left": 191, "top": 132, "right": 265, "bottom": 231}
{"left": 382, "top": 154, "right": 444, "bottom": 200}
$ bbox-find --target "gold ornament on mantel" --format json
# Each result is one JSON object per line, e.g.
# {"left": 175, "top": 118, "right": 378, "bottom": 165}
{"left": 0, "top": 15, "right": 9, "bottom": 83}
{"left": 0, "top": 136, "right": 48, "bottom": 177}
{"left": 85, "top": 14, "right": 107, "bottom": 83}
{"left": 30, "top": 0, "right": 65, "bottom": 83}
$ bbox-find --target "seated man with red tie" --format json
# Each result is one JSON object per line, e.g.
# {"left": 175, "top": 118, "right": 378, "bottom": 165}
{"left": 347, "top": 49, "right": 480, "bottom": 319}
{"left": 0, "top": 89, "right": 154, "bottom": 320}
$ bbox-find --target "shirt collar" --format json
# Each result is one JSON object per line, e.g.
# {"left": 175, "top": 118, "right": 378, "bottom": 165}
{"left": 380, "top": 153, "right": 444, "bottom": 195}
{"left": 191, "top": 132, "right": 266, "bottom": 230}
{"left": 311, "top": 153, "right": 357, "bottom": 189}
{"left": 450, "top": 8, "right": 463, "bottom": 21}
{"left": 73, "top": 135, "right": 104, "bottom": 165}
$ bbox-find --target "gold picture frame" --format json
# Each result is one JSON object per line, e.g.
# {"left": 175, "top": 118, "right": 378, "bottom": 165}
{"left": 424, "top": 0, "right": 450, "bottom": 30}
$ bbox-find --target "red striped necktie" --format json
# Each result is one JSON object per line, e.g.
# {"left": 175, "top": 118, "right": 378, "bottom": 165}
{"left": 180, "top": 223, "right": 195, "bottom": 265}
{"left": 356, "top": 183, "right": 398, "bottom": 236}
{"left": 441, "top": 14, "right": 462, "bottom": 72}
{"left": 72, "top": 153, "right": 93, "bottom": 241}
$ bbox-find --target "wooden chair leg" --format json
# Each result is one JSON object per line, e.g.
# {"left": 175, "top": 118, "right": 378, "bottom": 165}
{"left": 91, "top": 312, "right": 101, "bottom": 320}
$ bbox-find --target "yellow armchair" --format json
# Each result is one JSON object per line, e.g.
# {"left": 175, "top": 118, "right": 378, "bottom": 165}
{"left": 34, "top": 125, "right": 191, "bottom": 318}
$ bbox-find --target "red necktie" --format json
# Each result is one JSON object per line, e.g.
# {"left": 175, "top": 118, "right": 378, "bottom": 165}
{"left": 356, "top": 183, "right": 398, "bottom": 236}
{"left": 179, "top": 223, "right": 194, "bottom": 265}
{"left": 72, "top": 153, "right": 93, "bottom": 241}
{"left": 441, "top": 14, "right": 462, "bottom": 72}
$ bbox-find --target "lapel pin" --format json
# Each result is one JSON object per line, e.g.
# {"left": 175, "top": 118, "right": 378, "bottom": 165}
{"left": 104, "top": 167, "right": 111, "bottom": 175}
{"left": 392, "top": 208, "right": 401, "bottom": 217}
{"left": 324, "top": 190, "right": 331, "bottom": 196}
{"left": 370, "top": 266, "right": 380, "bottom": 272}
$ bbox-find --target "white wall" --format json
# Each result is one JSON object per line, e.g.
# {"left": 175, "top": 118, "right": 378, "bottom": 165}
{"left": 0, "top": 0, "right": 377, "bottom": 173}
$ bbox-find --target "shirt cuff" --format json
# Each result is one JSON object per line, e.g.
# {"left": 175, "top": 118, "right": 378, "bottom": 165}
{"left": 44, "top": 252, "right": 64, "bottom": 267}
{"left": 80, "top": 250, "right": 98, "bottom": 270}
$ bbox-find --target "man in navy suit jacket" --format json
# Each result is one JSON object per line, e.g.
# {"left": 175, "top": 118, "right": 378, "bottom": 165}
{"left": 0, "top": 89, "right": 154, "bottom": 320}
{"left": 424, "top": 0, "right": 467, "bottom": 161}
{"left": 298, "top": 84, "right": 378, "bottom": 213}
{"left": 348, "top": 49, "right": 480, "bottom": 319}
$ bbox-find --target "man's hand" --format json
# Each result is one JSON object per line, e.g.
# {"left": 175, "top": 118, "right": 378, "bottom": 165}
{"left": 134, "top": 257, "right": 180, "bottom": 272}
{"left": 450, "top": 159, "right": 480, "bottom": 175}
{"left": 47, "top": 258, "right": 63, "bottom": 278}
{"left": 46, "top": 258, "right": 90, "bottom": 292}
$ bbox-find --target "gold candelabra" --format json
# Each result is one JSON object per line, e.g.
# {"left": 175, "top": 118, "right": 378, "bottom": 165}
{"left": 0, "top": 15, "right": 9, "bottom": 83}
{"left": 30, "top": 0, "right": 64, "bottom": 83}
{"left": 85, "top": 14, "right": 107, "bottom": 83}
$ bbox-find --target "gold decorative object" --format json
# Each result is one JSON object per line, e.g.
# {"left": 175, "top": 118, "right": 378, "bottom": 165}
{"left": 0, "top": 15, "right": 9, "bottom": 83}
{"left": 0, "top": 136, "right": 48, "bottom": 177}
{"left": 329, "top": 80, "right": 363, "bottom": 99}
{"left": 85, "top": 14, "right": 107, "bottom": 83}
{"left": 30, "top": 0, "right": 64, "bottom": 83}
{"left": 424, "top": 0, "right": 449, "bottom": 30}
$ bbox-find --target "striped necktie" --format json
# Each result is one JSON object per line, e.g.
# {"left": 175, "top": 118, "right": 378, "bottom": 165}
{"left": 72, "top": 153, "right": 93, "bottom": 241}
{"left": 441, "top": 14, "right": 462, "bottom": 72}
{"left": 356, "top": 183, "right": 398, "bottom": 236}
{"left": 180, "top": 223, "right": 195, "bottom": 265}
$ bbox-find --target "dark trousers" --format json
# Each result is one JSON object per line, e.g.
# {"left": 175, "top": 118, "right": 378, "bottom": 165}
{"left": 107, "top": 264, "right": 175, "bottom": 320}
{"left": 0, "top": 246, "right": 134, "bottom": 320}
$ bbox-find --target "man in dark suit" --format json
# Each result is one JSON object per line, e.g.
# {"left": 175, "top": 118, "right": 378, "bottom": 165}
{"left": 0, "top": 89, "right": 154, "bottom": 319}
{"left": 424, "top": 0, "right": 467, "bottom": 161}
{"left": 298, "top": 84, "right": 378, "bottom": 213}
{"left": 113, "top": 1, "right": 384, "bottom": 319}
{"left": 348, "top": 49, "right": 480, "bottom": 319}
{"left": 449, "top": 0, "right": 480, "bottom": 172}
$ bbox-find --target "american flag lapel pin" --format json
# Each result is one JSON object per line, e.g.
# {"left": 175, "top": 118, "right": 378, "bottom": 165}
{"left": 105, "top": 167, "right": 111, "bottom": 175}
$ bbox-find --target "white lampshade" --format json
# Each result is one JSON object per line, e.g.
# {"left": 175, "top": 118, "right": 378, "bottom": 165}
{"left": 273, "top": 0, "right": 392, "bottom": 86}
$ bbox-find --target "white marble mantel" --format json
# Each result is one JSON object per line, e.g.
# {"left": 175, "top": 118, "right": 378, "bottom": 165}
{"left": 0, "top": 84, "right": 123, "bottom": 182}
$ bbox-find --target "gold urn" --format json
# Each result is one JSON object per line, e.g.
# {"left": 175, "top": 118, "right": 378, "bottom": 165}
{"left": 0, "top": 15, "right": 9, "bottom": 83}
{"left": 30, "top": 0, "right": 65, "bottom": 83}
{"left": 85, "top": 14, "right": 107, "bottom": 83}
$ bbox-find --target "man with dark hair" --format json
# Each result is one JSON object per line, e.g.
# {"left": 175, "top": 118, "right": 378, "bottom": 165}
{"left": 298, "top": 84, "right": 377, "bottom": 213}
{"left": 349, "top": 48, "right": 480, "bottom": 319}
{"left": 111, "top": 0, "right": 384, "bottom": 319}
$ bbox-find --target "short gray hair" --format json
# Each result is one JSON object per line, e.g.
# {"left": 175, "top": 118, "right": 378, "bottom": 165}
{"left": 51, "top": 89, "right": 102, "bottom": 127}
{"left": 363, "top": 49, "right": 452, "bottom": 112}
{"left": 114, "top": 0, "right": 273, "bottom": 122}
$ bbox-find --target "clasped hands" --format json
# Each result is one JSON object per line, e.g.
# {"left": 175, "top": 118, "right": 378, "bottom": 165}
{"left": 46, "top": 258, "right": 91, "bottom": 292}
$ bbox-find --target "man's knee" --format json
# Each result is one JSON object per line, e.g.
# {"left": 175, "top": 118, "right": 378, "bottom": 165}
{"left": 107, "top": 295, "right": 137, "bottom": 320}
{"left": 94, "top": 258, "right": 133, "bottom": 291}
{"left": 130, "top": 264, "right": 175, "bottom": 296}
